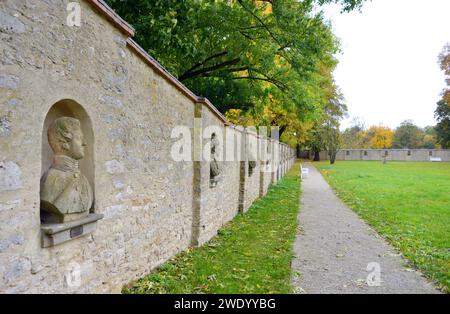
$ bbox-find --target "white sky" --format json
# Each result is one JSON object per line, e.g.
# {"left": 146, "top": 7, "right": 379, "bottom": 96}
{"left": 322, "top": 0, "right": 450, "bottom": 130}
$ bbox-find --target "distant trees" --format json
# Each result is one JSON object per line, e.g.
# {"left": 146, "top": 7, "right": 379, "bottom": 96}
{"left": 341, "top": 120, "right": 439, "bottom": 149}
{"left": 106, "top": 0, "right": 366, "bottom": 149}
{"left": 435, "top": 44, "right": 450, "bottom": 149}
{"left": 435, "top": 101, "right": 450, "bottom": 148}
{"left": 322, "top": 126, "right": 342, "bottom": 164}
{"left": 367, "top": 125, "right": 394, "bottom": 149}
{"left": 341, "top": 117, "right": 367, "bottom": 149}
{"left": 423, "top": 126, "right": 439, "bottom": 149}
{"left": 307, "top": 87, "right": 347, "bottom": 164}
{"left": 392, "top": 120, "right": 424, "bottom": 149}
{"left": 342, "top": 122, "right": 394, "bottom": 149}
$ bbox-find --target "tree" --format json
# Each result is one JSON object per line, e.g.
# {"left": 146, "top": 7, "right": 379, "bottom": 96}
{"left": 422, "top": 126, "right": 438, "bottom": 149}
{"left": 435, "top": 101, "right": 450, "bottom": 148}
{"left": 106, "top": 0, "right": 365, "bottom": 147}
{"left": 438, "top": 43, "right": 450, "bottom": 105}
{"left": 367, "top": 125, "right": 394, "bottom": 149}
{"left": 323, "top": 126, "right": 342, "bottom": 164}
{"left": 308, "top": 126, "right": 325, "bottom": 161}
{"left": 341, "top": 117, "right": 366, "bottom": 148}
{"left": 393, "top": 120, "right": 424, "bottom": 149}
{"left": 309, "top": 123, "right": 343, "bottom": 164}
{"left": 435, "top": 44, "right": 450, "bottom": 148}
{"left": 307, "top": 84, "right": 347, "bottom": 164}
{"left": 107, "top": 0, "right": 337, "bottom": 111}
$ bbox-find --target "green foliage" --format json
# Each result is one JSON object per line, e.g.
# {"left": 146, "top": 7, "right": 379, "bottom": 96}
{"left": 105, "top": 0, "right": 365, "bottom": 145}
{"left": 317, "top": 0, "right": 367, "bottom": 12}
{"left": 342, "top": 120, "right": 438, "bottom": 149}
{"left": 435, "top": 101, "right": 450, "bottom": 148}
{"left": 307, "top": 84, "right": 347, "bottom": 163}
{"left": 435, "top": 44, "right": 450, "bottom": 148}
{"left": 341, "top": 118, "right": 368, "bottom": 149}
{"left": 317, "top": 161, "right": 450, "bottom": 293}
{"left": 123, "top": 163, "right": 301, "bottom": 294}
{"left": 393, "top": 120, "right": 426, "bottom": 149}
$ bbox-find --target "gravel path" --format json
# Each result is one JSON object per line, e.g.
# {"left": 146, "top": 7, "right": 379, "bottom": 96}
{"left": 291, "top": 162, "right": 440, "bottom": 294}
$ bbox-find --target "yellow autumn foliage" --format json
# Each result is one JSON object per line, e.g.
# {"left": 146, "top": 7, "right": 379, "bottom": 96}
{"left": 367, "top": 125, "right": 394, "bottom": 149}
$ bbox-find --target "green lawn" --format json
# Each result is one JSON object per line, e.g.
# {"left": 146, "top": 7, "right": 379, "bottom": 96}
{"left": 123, "top": 162, "right": 301, "bottom": 294}
{"left": 316, "top": 161, "right": 450, "bottom": 292}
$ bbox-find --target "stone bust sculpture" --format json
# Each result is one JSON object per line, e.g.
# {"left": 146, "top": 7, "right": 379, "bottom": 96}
{"left": 210, "top": 133, "right": 221, "bottom": 188}
{"left": 40, "top": 117, "right": 93, "bottom": 223}
{"left": 248, "top": 146, "right": 257, "bottom": 177}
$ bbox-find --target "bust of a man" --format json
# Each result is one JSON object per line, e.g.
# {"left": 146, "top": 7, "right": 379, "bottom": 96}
{"left": 209, "top": 133, "right": 221, "bottom": 188}
{"left": 40, "top": 117, "right": 93, "bottom": 223}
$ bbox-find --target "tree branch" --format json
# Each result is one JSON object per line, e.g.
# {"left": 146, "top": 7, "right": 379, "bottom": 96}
{"left": 237, "top": 0, "right": 283, "bottom": 48}
{"left": 179, "top": 58, "right": 241, "bottom": 81}
{"left": 179, "top": 51, "right": 228, "bottom": 80}
{"left": 232, "top": 75, "right": 287, "bottom": 91}
{"left": 226, "top": 66, "right": 249, "bottom": 73}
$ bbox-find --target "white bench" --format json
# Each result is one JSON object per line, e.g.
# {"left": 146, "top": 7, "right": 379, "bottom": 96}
{"left": 301, "top": 165, "right": 309, "bottom": 179}
{"left": 430, "top": 157, "right": 442, "bottom": 162}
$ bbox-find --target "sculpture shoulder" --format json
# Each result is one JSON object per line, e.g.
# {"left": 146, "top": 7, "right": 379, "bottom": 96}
{"left": 41, "top": 168, "right": 93, "bottom": 214}
{"left": 40, "top": 168, "right": 73, "bottom": 203}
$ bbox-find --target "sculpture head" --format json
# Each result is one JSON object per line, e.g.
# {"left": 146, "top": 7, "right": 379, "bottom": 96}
{"left": 211, "top": 133, "right": 217, "bottom": 155}
{"left": 48, "top": 117, "right": 86, "bottom": 160}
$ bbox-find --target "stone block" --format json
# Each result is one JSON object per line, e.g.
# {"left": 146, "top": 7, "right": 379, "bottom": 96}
{"left": 0, "top": 161, "right": 22, "bottom": 191}
{"left": 0, "top": 11, "right": 26, "bottom": 34}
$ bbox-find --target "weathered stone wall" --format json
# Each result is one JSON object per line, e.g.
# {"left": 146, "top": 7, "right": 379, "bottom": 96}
{"left": 273, "top": 142, "right": 280, "bottom": 183}
{"left": 193, "top": 109, "right": 241, "bottom": 246}
{"left": 0, "top": 0, "right": 297, "bottom": 293}
{"left": 282, "top": 145, "right": 288, "bottom": 177}
{"left": 0, "top": 0, "right": 197, "bottom": 293}
{"left": 240, "top": 131, "right": 261, "bottom": 213}
{"left": 259, "top": 158, "right": 271, "bottom": 197}
{"left": 270, "top": 141, "right": 278, "bottom": 184}
{"left": 319, "top": 149, "right": 450, "bottom": 162}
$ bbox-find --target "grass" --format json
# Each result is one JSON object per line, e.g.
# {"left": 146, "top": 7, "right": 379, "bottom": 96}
{"left": 123, "top": 162, "right": 301, "bottom": 294}
{"left": 315, "top": 161, "right": 450, "bottom": 292}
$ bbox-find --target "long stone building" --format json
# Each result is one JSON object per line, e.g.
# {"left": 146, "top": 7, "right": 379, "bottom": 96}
{"left": 0, "top": 0, "right": 296, "bottom": 293}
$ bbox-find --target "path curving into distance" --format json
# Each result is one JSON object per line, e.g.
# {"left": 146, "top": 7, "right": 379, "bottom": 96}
{"left": 291, "top": 162, "right": 440, "bottom": 294}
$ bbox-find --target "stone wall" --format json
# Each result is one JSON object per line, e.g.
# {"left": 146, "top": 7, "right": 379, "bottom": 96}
{"left": 239, "top": 131, "right": 261, "bottom": 213}
{"left": 0, "top": 0, "right": 296, "bottom": 293}
{"left": 258, "top": 138, "right": 272, "bottom": 197}
{"left": 318, "top": 149, "right": 450, "bottom": 162}
{"left": 193, "top": 106, "right": 241, "bottom": 246}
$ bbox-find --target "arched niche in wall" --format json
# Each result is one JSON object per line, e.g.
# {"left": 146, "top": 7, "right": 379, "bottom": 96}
{"left": 41, "top": 99, "right": 95, "bottom": 193}
{"left": 40, "top": 99, "right": 102, "bottom": 247}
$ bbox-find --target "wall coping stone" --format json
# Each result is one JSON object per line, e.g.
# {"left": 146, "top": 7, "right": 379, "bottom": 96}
{"left": 86, "top": 0, "right": 135, "bottom": 37}
{"left": 85, "top": 0, "right": 276, "bottom": 139}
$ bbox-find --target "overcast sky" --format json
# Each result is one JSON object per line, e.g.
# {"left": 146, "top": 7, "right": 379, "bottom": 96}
{"left": 322, "top": 0, "right": 450, "bottom": 130}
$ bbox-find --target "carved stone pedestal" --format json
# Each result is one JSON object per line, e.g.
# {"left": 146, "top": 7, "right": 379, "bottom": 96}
{"left": 41, "top": 213, "right": 103, "bottom": 248}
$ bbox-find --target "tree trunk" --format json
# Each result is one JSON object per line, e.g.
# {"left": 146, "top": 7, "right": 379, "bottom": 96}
{"left": 329, "top": 151, "right": 337, "bottom": 165}
{"left": 313, "top": 151, "right": 320, "bottom": 161}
